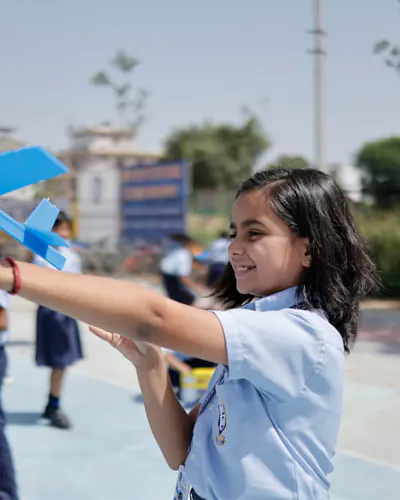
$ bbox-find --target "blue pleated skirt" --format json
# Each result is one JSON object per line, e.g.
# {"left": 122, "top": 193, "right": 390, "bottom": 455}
{"left": 161, "top": 274, "right": 196, "bottom": 305}
{"left": 35, "top": 306, "right": 83, "bottom": 368}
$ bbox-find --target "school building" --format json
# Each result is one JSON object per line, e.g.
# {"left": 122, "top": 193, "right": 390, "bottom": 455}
{"left": 57, "top": 124, "right": 163, "bottom": 250}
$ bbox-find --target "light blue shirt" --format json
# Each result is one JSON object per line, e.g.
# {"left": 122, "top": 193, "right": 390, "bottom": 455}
{"left": 208, "top": 237, "right": 230, "bottom": 264}
{"left": 32, "top": 245, "right": 82, "bottom": 274}
{"left": 183, "top": 286, "right": 345, "bottom": 499}
{"left": 0, "top": 290, "right": 9, "bottom": 345}
{"left": 160, "top": 247, "right": 192, "bottom": 276}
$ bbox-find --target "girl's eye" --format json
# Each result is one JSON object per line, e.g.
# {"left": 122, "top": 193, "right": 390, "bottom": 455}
{"left": 249, "top": 231, "right": 262, "bottom": 238}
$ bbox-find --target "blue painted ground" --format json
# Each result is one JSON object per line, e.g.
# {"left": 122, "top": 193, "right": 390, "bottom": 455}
{"left": 3, "top": 349, "right": 400, "bottom": 500}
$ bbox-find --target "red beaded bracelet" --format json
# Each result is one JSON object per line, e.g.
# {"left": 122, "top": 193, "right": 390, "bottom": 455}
{"left": 4, "top": 257, "right": 22, "bottom": 295}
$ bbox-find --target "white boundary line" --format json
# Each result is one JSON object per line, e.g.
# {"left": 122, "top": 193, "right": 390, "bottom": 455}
{"left": 337, "top": 448, "right": 400, "bottom": 472}
{"left": 72, "top": 367, "right": 400, "bottom": 472}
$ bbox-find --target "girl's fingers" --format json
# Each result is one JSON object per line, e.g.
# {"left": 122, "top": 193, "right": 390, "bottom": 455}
{"left": 89, "top": 325, "right": 118, "bottom": 345}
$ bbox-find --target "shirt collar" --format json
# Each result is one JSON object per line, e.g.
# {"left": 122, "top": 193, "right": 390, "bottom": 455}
{"left": 243, "top": 286, "right": 301, "bottom": 312}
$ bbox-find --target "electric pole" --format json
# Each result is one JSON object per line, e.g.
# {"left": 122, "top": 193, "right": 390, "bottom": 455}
{"left": 308, "top": 0, "right": 326, "bottom": 172}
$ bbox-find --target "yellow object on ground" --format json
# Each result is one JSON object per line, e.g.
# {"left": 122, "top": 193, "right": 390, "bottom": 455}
{"left": 180, "top": 367, "right": 215, "bottom": 404}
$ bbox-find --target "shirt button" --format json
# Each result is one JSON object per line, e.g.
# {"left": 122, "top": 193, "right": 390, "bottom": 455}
{"left": 191, "top": 454, "right": 196, "bottom": 461}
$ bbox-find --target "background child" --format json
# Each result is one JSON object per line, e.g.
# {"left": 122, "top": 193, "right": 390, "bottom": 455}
{"left": 203, "top": 230, "right": 230, "bottom": 288}
{"left": 0, "top": 289, "right": 18, "bottom": 499}
{"left": 31, "top": 211, "right": 83, "bottom": 430}
{"left": 160, "top": 233, "right": 215, "bottom": 398}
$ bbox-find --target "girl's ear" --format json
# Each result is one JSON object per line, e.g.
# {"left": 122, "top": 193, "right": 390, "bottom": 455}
{"left": 301, "top": 239, "right": 312, "bottom": 268}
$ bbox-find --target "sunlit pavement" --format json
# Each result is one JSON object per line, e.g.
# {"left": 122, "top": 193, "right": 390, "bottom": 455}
{"left": 3, "top": 290, "right": 400, "bottom": 499}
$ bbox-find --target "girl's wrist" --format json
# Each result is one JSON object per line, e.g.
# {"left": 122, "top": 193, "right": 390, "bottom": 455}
{"left": 135, "top": 346, "right": 166, "bottom": 374}
{"left": 0, "top": 259, "right": 18, "bottom": 294}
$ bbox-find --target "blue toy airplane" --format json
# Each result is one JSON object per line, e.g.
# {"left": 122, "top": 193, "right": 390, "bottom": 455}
{"left": 0, "top": 147, "right": 71, "bottom": 270}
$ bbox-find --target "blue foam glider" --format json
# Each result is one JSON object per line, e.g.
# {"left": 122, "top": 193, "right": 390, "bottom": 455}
{"left": 0, "top": 147, "right": 70, "bottom": 270}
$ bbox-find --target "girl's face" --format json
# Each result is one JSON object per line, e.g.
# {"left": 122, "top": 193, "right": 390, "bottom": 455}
{"left": 229, "top": 189, "right": 310, "bottom": 297}
{"left": 54, "top": 222, "right": 71, "bottom": 240}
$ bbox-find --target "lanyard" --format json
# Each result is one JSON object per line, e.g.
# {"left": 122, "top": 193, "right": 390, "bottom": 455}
{"left": 197, "top": 367, "right": 226, "bottom": 417}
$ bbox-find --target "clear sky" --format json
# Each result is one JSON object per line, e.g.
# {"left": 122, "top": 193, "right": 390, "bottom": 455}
{"left": 0, "top": 0, "right": 399, "bottom": 166}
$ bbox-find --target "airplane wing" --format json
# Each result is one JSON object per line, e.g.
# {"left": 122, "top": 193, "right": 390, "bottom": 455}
{"left": 0, "top": 147, "right": 68, "bottom": 196}
{"left": 0, "top": 147, "right": 71, "bottom": 269}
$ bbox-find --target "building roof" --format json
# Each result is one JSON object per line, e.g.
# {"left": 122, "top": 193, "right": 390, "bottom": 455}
{"left": 69, "top": 124, "right": 135, "bottom": 139}
{"left": 57, "top": 148, "right": 163, "bottom": 161}
{"left": 0, "top": 138, "right": 25, "bottom": 152}
{"left": 0, "top": 126, "right": 16, "bottom": 134}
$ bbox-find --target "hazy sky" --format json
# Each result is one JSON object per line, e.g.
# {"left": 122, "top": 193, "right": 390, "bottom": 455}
{"left": 1, "top": 0, "right": 399, "bottom": 166}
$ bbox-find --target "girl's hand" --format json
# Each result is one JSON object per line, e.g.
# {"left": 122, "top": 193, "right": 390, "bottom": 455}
{"left": 89, "top": 326, "right": 164, "bottom": 372}
{"left": 181, "top": 363, "right": 192, "bottom": 374}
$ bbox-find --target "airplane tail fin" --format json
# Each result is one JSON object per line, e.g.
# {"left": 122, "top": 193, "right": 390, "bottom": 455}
{"left": 24, "top": 199, "right": 58, "bottom": 231}
{"left": 24, "top": 199, "right": 69, "bottom": 247}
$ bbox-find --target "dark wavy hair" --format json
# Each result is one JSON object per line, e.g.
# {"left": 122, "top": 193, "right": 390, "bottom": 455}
{"left": 212, "top": 168, "right": 380, "bottom": 353}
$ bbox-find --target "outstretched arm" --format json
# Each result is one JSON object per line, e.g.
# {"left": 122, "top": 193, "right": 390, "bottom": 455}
{"left": 0, "top": 260, "right": 227, "bottom": 365}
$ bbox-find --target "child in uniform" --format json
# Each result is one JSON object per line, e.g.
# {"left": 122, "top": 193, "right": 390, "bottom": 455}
{"left": 204, "top": 231, "right": 230, "bottom": 288}
{"left": 0, "top": 289, "right": 18, "bottom": 499}
{"left": 160, "top": 234, "right": 215, "bottom": 398}
{"left": 0, "top": 168, "right": 379, "bottom": 499}
{"left": 32, "top": 211, "right": 83, "bottom": 430}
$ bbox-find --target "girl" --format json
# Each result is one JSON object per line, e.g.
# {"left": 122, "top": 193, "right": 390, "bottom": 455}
{"left": 0, "top": 168, "right": 378, "bottom": 499}
{"left": 31, "top": 211, "right": 83, "bottom": 430}
{"left": 160, "top": 233, "right": 215, "bottom": 399}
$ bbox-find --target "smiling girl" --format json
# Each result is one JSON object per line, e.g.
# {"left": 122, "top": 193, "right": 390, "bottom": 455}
{"left": 0, "top": 168, "right": 378, "bottom": 499}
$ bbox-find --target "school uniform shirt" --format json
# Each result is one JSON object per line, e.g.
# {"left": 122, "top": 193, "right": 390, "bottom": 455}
{"left": 207, "top": 237, "right": 230, "bottom": 265}
{"left": 160, "top": 244, "right": 196, "bottom": 305}
{"left": 183, "top": 286, "right": 345, "bottom": 500}
{"left": 160, "top": 246, "right": 192, "bottom": 277}
{"left": 0, "top": 290, "right": 9, "bottom": 346}
{"left": 32, "top": 245, "right": 82, "bottom": 274}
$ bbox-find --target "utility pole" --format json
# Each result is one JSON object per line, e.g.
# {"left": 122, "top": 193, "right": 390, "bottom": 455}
{"left": 308, "top": 0, "right": 326, "bottom": 172}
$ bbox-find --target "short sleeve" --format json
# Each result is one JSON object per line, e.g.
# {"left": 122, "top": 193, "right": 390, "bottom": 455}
{"left": 212, "top": 308, "right": 324, "bottom": 403}
{"left": 174, "top": 249, "right": 192, "bottom": 276}
{"left": 0, "top": 291, "right": 9, "bottom": 310}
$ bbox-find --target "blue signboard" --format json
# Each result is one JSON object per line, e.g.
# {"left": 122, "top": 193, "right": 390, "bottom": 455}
{"left": 120, "top": 160, "right": 189, "bottom": 244}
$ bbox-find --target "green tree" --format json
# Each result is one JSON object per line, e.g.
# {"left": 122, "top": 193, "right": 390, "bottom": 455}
{"left": 373, "top": 1, "right": 400, "bottom": 75}
{"left": 90, "top": 49, "right": 149, "bottom": 131}
{"left": 355, "top": 137, "right": 400, "bottom": 209}
{"left": 164, "top": 114, "right": 270, "bottom": 189}
{"left": 267, "top": 154, "right": 309, "bottom": 170}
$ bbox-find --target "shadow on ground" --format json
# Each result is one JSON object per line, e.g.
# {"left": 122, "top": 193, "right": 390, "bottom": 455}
{"left": 6, "top": 412, "right": 43, "bottom": 426}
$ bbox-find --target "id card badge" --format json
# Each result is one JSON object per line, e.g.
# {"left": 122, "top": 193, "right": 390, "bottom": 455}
{"left": 173, "top": 465, "right": 193, "bottom": 500}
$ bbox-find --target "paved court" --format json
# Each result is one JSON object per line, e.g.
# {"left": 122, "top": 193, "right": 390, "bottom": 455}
{"left": 2, "top": 291, "right": 400, "bottom": 499}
